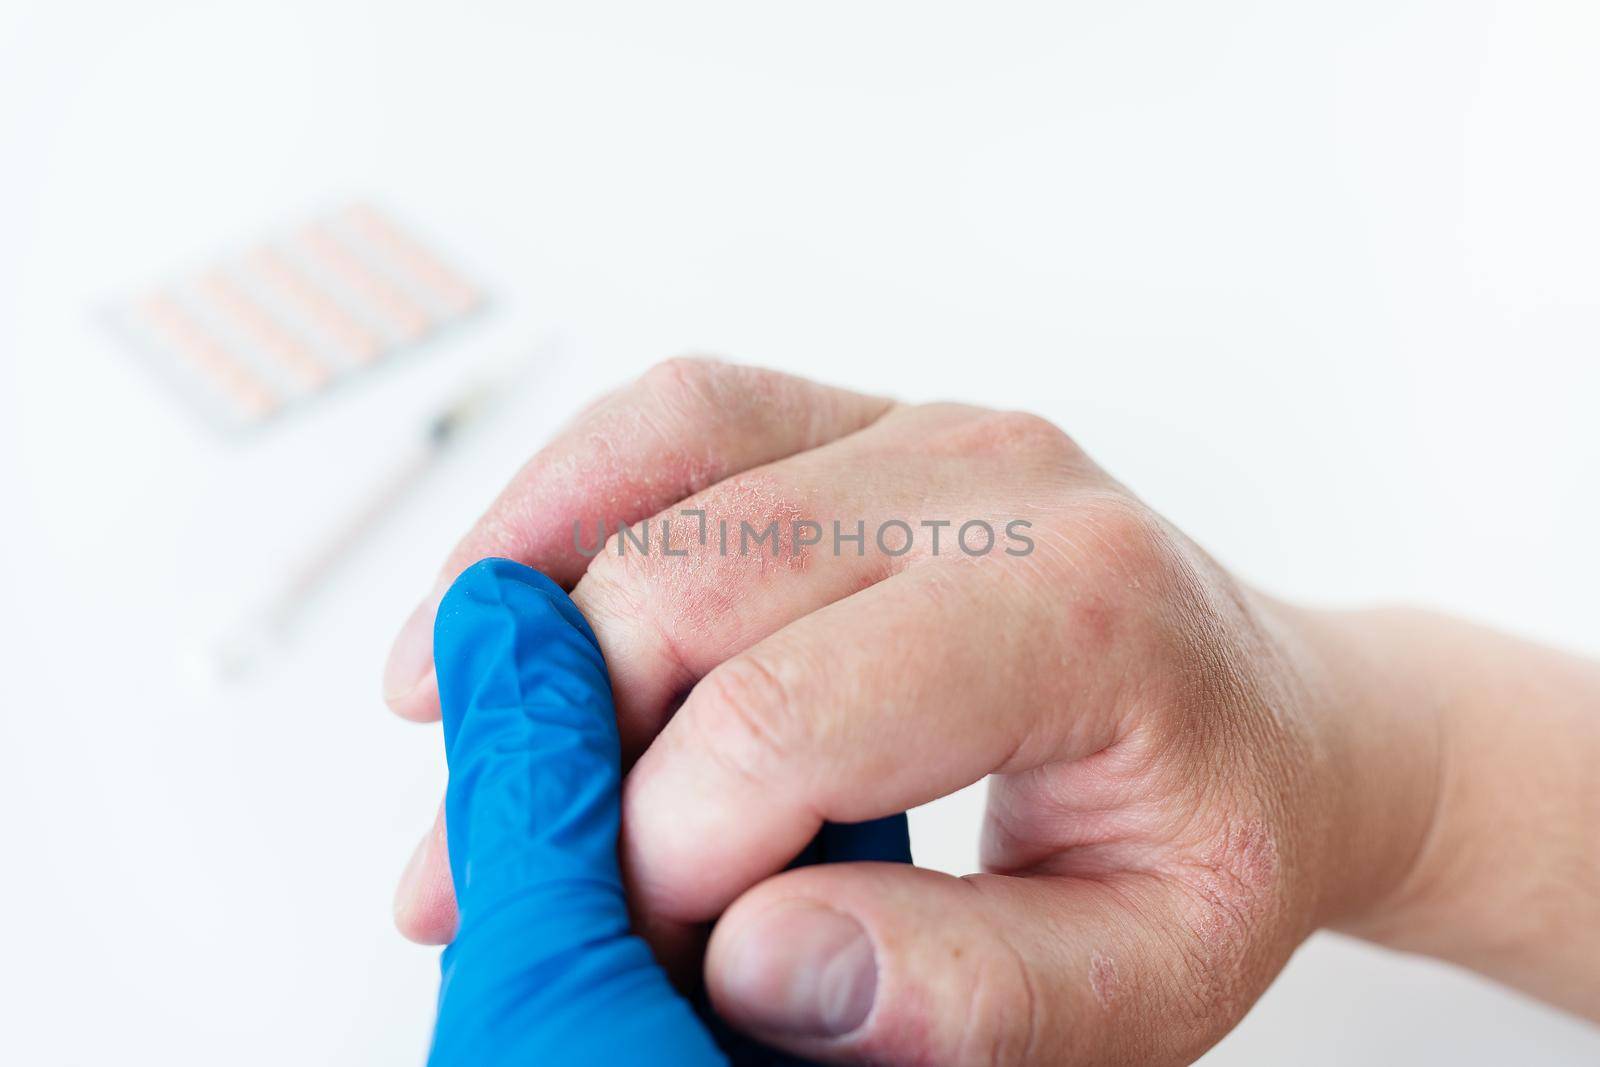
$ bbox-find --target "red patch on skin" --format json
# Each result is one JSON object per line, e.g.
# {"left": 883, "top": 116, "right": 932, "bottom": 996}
{"left": 547, "top": 430, "right": 720, "bottom": 527}
{"left": 1211, "top": 819, "right": 1278, "bottom": 894}
{"left": 1181, "top": 818, "right": 1280, "bottom": 950}
{"left": 646, "top": 474, "right": 812, "bottom": 628}
{"left": 499, "top": 421, "right": 722, "bottom": 573}
{"left": 584, "top": 473, "right": 820, "bottom": 675}
{"left": 1069, "top": 592, "right": 1120, "bottom": 654}
{"left": 1089, "top": 951, "right": 1120, "bottom": 1011}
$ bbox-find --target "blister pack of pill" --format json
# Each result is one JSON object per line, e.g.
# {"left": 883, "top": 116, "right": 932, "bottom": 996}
{"left": 106, "top": 202, "right": 485, "bottom": 431}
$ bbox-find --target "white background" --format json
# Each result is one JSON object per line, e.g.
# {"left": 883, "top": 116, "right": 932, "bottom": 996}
{"left": 3, "top": 2, "right": 1598, "bottom": 1063}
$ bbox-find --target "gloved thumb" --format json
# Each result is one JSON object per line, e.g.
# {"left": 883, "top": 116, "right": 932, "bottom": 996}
{"left": 428, "top": 558, "right": 725, "bottom": 1066}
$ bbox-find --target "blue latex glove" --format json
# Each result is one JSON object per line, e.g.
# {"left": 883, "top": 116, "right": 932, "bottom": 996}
{"left": 428, "top": 558, "right": 910, "bottom": 1066}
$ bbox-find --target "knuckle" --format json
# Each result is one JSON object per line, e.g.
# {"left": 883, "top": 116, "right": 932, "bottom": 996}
{"left": 637, "top": 355, "right": 729, "bottom": 415}
{"left": 573, "top": 548, "right": 703, "bottom": 701}
{"left": 691, "top": 653, "right": 808, "bottom": 789}
{"left": 1065, "top": 496, "right": 1184, "bottom": 587}
{"left": 575, "top": 545, "right": 646, "bottom": 618}
{"left": 851, "top": 904, "right": 1043, "bottom": 1067}
{"left": 447, "top": 475, "right": 548, "bottom": 572}
{"left": 906, "top": 406, "right": 1083, "bottom": 468}
{"left": 1021, "top": 496, "right": 1200, "bottom": 685}
{"left": 903, "top": 878, "right": 1045, "bottom": 1067}
{"left": 574, "top": 544, "right": 690, "bottom": 663}
{"left": 969, "top": 409, "right": 1081, "bottom": 460}
{"left": 577, "top": 505, "right": 696, "bottom": 599}
{"left": 448, "top": 517, "right": 515, "bottom": 576}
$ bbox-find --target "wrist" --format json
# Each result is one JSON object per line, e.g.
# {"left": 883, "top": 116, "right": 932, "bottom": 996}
{"left": 1281, "top": 605, "right": 1449, "bottom": 935}
{"left": 1289, "top": 605, "right": 1600, "bottom": 1018}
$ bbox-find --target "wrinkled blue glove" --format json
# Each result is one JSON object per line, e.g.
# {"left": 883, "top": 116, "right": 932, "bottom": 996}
{"left": 428, "top": 558, "right": 911, "bottom": 1066}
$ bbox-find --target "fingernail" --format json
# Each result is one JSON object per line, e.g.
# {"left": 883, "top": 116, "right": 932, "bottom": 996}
{"left": 721, "top": 902, "right": 876, "bottom": 1039}
{"left": 383, "top": 592, "right": 440, "bottom": 703}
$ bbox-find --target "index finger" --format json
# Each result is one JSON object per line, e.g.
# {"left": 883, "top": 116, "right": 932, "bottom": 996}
{"left": 383, "top": 357, "right": 892, "bottom": 721}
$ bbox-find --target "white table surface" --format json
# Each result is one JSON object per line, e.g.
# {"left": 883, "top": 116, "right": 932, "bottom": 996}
{"left": 3, "top": 2, "right": 1597, "bottom": 1063}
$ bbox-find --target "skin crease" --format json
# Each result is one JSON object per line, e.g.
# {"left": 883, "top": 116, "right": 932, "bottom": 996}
{"left": 386, "top": 358, "right": 1600, "bottom": 1064}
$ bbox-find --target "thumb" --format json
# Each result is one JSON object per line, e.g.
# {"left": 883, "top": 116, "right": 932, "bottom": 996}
{"left": 706, "top": 862, "right": 1258, "bottom": 1066}
{"left": 429, "top": 558, "right": 725, "bottom": 1067}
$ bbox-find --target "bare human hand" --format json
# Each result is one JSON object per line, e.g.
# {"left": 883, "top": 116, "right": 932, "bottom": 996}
{"left": 385, "top": 358, "right": 1600, "bottom": 1064}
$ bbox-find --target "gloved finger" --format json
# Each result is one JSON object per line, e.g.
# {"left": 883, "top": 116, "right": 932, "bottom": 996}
{"left": 429, "top": 557, "right": 726, "bottom": 1066}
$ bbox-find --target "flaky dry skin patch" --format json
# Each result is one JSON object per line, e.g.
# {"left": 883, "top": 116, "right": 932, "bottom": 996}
{"left": 1089, "top": 950, "right": 1121, "bottom": 1011}
{"left": 1186, "top": 819, "right": 1281, "bottom": 942}
{"left": 1166, "top": 816, "right": 1286, "bottom": 1024}
{"left": 635, "top": 473, "right": 815, "bottom": 629}
{"left": 573, "top": 471, "right": 835, "bottom": 673}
